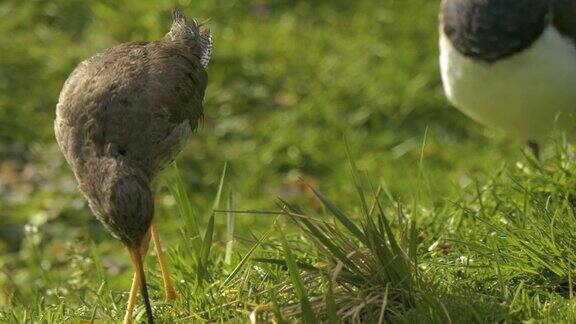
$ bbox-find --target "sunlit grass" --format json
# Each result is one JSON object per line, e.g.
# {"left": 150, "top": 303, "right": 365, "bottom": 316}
{"left": 6, "top": 140, "right": 576, "bottom": 322}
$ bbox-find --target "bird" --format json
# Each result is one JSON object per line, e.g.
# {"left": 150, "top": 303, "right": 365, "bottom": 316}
{"left": 439, "top": 0, "right": 576, "bottom": 156}
{"left": 54, "top": 8, "right": 211, "bottom": 323}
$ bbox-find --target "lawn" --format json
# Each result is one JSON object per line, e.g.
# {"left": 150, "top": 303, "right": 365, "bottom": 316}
{"left": 2, "top": 0, "right": 576, "bottom": 323}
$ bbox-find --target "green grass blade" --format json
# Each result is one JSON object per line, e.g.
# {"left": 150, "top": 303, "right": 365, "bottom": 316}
{"left": 344, "top": 137, "right": 369, "bottom": 218}
{"left": 166, "top": 163, "right": 201, "bottom": 249}
{"left": 197, "top": 162, "right": 228, "bottom": 283}
{"left": 310, "top": 187, "right": 368, "bottom": 244}
{"left": 409, "top": 215, "right": 418, "bottom": 268}
{"left": 223, "top": 227, "right": 273, "bottom": 286}
{"left": 279, "top": 228, "right": 317, "bottom": 323}
{"left": 253, "top": 258, "right": 318, "bottom": 272}
{"left": 271, "top": 291, "right": 288, "bottom": 324}
{"left": 225, "top": 189, "right": 235, "bottom": 264}
{"left": 297, "top": 217, "right": 365, "bottom": 276}
{"left": 324, "top": 277, "right": 339, "bottom": 324}
{"left": 197, "top": 211, "right": 215, "bottom": 283}
{"left": 212, "top": 162, "right": 228, "bottom": 210}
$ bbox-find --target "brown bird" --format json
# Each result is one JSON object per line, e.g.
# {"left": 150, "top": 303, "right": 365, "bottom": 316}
{"left": 54, "top": 9, "right": 211, "bottom": 323}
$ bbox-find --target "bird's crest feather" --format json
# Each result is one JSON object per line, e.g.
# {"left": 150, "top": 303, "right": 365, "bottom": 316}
{"left": 168, "top": 8, "right": 212, "bottom": 68}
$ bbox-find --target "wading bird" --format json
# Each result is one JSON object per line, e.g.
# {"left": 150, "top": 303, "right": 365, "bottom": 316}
{"left": 54, "top": 9, "right": 211, "bottom": 323}
{"left": 439, "top": 0, "right": 576, "bottom": 155}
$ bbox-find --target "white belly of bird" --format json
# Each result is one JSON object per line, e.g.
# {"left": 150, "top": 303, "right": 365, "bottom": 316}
{"left": 440, "top": 26, "right": 576, "bottom": 140}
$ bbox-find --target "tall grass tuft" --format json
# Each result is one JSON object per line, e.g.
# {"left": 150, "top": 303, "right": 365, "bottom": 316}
{"left": 257, "top": 180, "right": 416, "bottom": 322}
{"left": 245, "top": 143, "right": 420, "bottom": 321}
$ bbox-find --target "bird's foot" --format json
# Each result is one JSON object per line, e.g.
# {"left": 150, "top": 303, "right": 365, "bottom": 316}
{"left": 166, "top": 288, "right": 179, "bottom": 300}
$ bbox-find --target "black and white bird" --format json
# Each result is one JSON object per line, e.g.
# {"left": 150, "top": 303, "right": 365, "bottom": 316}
{"left": 439, "top": 0, "right": 576, "bottom": 153}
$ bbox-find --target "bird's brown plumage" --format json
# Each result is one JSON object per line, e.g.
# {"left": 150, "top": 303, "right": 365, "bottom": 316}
{"left": 55, "top": 10, "right": 211, "bottom": 323}
{"left": 55, "top": 9, "right": 210, "bottom": 249}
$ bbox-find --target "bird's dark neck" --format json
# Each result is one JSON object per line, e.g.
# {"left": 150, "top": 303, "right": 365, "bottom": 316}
{"left": 441, "top": 0, "right": 550, "bottom": 63}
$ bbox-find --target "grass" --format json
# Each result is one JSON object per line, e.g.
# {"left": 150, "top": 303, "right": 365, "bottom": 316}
{"left": 7, "top": 142, "right": 576, "bottom": 322}
{"left": 4, "top": 0, "right": 576, "bottom": 323}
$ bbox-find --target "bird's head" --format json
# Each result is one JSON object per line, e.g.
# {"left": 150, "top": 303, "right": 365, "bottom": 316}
{"left": 164, "top": 8, "right": 212, "bottom": 69}
{"left": 78, "top": 157, "right": 154, "bottom": 249}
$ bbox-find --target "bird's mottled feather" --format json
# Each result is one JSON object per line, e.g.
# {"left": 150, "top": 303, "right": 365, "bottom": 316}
{"left": 54, "top": 11, "right": 209, "bottom": 248}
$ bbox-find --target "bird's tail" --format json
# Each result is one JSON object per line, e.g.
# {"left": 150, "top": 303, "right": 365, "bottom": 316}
{"left": 167, "top": 8, "right": 212, "bottom": 69}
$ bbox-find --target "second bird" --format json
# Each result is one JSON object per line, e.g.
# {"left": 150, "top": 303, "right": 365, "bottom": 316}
{"left": 440, "top": 0, "right": 576, "bottom": 154}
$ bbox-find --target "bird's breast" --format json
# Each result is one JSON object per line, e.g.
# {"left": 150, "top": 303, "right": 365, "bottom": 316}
{"left": 440, "top": 25, "right": 576, "bottom": 140}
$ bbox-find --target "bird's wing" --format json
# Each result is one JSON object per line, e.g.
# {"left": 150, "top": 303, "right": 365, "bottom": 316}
{"left": 151, "top": 120, "right": 191, "bottom": 173}
{"left": 55, "top": 54, "right": 106, "bottom": 171}
{"left": 143, "top": 43, "right": 208, "bottom": 173}
{"left": 553, "top": 0, "right": 576, "bottom": 44}
{"left": 55, "top": 41, "right": 207, "bottom": 177}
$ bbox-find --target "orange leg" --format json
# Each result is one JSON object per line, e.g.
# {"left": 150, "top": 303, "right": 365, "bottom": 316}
{"left": 126, "top": 246, "right": 154, "bottom": 324}
{"left": 151, "top": 223, "right": 178, "bottom": 300}
{"left": 123, "top": 232, "right": 151, "bottom": 324}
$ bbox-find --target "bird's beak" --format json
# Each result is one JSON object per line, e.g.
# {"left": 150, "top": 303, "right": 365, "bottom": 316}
{"left": 128, "top": 246, "right": 154, "bottom": 323}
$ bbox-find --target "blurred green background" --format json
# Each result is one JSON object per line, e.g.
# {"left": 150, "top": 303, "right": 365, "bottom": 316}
{"left": 0, "top": 0, "right": 521, "bottom": 311}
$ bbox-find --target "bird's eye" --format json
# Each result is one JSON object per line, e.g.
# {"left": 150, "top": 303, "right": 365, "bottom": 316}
{"left": 118, "top": 148, "right": 127, "bottom": 156}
